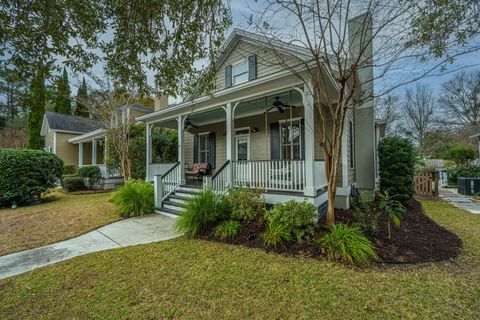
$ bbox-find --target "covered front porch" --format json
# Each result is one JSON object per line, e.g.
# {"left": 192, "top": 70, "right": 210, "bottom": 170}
{"left": 141, "top": 78, "right": 330, "bottom": 208}
{"left": 68, "top": 129, "right": 121, "bottom": 178}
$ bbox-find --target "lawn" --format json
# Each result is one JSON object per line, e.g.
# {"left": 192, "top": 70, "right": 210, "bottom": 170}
{"left": 1, "top": 200, "right": 479, "bottom": 319}
{"left": 0, "top": 190, "right": 120, "bottom": 256}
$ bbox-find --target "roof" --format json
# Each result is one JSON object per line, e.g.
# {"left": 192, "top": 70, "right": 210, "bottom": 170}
{"left": 117, "top": 104, "right": 154, "bottom": 113}
{"left": 44, "top": 111, "right": 105, "bottom": 134}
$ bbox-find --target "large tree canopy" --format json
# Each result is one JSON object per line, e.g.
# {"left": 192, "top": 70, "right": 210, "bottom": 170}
{"left": 0, "top": 0, "right": 231, "bottom": 96}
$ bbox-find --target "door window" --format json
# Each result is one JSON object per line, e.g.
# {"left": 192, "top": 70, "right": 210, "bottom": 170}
{"left": 280, "top": 119, "right": 302, "bottom": 160}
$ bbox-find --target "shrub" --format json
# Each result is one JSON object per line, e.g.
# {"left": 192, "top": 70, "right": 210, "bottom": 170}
{"left": 111, "top": 180, "right": 154, "bottom": 217}
{"left": 264, "top": 200, "right": 316, "bottom": 243}
{"left": 226, "top": 186, "right": 265, "bottom": 221}
{"left": 352, "top": 191, "right": 380, "bottom": 234}
{"left": 378, "top": 137, "right": 416, "bottom": 200}
{"left": 317, "top": 224, "right": 378, "bottom": 266}
{"left": 443, "top": 144, "right": 476, "bottom": 166}
{"left": 62, "top": 176, "right": 85, "bottom": 192}
{"left": 446, "top": 165, "right": 480, "bottom": 187}
{"left": 63, "top": 163, "right": 77, "bottom": 175}
{"left": 0, "top": 149, "right": 63, "bottom": 207}
{"left": 77, "top": 165, "right": 102, "bottom": 189}
{"left": 376, "top": 191, "right": 406, "bottom": 239}
{"left": 175, "top": 189, "right": 226, "bottom": 237}
{"left": 214, "top": 220, "right": 242, "bottom": 240}
{"left": 263, "top": 223, "right": 292, "bottom": 247}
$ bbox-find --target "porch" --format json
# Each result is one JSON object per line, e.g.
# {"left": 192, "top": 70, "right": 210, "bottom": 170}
{"left": 143, "top": 84, "right": 330, "bottom": 210}
{"left": 68, "top": 129, "right": 121, "bottom": 178}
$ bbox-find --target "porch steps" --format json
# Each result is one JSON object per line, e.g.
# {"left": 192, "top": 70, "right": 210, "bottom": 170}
{"left": 155, "top": 185, "right": 202, "bottom": 218}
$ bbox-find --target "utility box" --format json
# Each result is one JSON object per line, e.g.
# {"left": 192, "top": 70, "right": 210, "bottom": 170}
{"left": 457, "top": 177, "right": 480, "bottom": 195}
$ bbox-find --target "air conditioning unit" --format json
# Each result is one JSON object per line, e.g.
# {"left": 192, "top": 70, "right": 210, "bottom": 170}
{"left": 457, "top": 177, "right": 480, "bottom": 196}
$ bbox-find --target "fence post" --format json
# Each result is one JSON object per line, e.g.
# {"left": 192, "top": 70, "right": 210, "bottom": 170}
{"left": 433, "top": 171, "right": 439, "bottom": 197}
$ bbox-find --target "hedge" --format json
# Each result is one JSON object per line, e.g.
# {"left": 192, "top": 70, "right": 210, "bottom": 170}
{"left": 378, "top": 137, "right": 416, "bottom": 199}
{"left": 77, "top": 165, "right": 102, "bottom": 189}
{"left": 63, "top": 163, "right": 77, "bottom": 175}
{"left": 62, "top": 176, "right": 85, "bottom": 192}
{"left": 446, "top": 165, "right": 480, "bottom": 187}
{"left": 0, "top": 149, "right": 63, "bottom": 207}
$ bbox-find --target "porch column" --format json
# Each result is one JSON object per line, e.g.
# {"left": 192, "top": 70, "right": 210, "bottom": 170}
{"left": 146, "top": 123, "right": 153, "bottom": 181}
{"left": 303, "top": 82, "right": 316, "bottom": 197}
{"left": 79, "top": 142, "right": 83, "bottom": 167}
{"left": 178, "top": 115, "right": 186, "bottom": 185}
{"left": 92, "top": 138, "right": 97, "bottom": 165}
{"left": 225, "top": 102, "right": 234, "bottom": 185}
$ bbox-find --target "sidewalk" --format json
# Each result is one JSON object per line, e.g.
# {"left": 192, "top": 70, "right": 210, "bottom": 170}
{"left": 0, "top": 214, "right": 181, "bottom": 280}
{"left": 439, "top": 189, "right": 480, "bottom": 214}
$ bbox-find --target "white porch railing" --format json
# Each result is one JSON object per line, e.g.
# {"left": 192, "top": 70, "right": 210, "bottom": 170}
{"left": 232, "top": 160, "right": 305, "bottom": 192}
{"left": 148, "top": 163, "right": 177, "bottom": 181}
{"left": 154, "top": 162, "right": 181, "bottom": 207}
{"left": 314, "top": 160, "right": 328, "bottom": 189}
{"left": 211, "top": 160, "right": 231, "bottom": 194}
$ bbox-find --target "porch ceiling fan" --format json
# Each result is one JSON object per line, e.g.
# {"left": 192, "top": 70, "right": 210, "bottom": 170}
{"left": 266, "top": 96, "right": 297, "bottom": 114}
{"left": 184, "top": 118, "right": 199, "bottom": 130}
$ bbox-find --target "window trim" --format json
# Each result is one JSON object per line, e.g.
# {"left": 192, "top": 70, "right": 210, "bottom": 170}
{"left": 279, "top": 118, "right": 303, "bottom": 160}
{"left": 231, "top": 59, "right": 249, "bottom": 86}
{"left": 198, "top": 132, "right": 210, "bottom": 164}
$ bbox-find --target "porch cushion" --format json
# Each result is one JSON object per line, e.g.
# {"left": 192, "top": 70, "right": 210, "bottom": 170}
{"left": 185, "top": 163, "right": 210, "bottom": 175}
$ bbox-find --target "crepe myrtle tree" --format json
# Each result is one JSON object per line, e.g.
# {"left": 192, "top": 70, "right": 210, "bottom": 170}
{"left": 249, "top": 0, "right": 480, "bottom": 228}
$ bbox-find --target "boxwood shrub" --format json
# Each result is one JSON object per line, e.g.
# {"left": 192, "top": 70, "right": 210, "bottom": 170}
{"left": 0, "top": 149, "right": 63, "bottom": 207}
{"left": 63, "top": 163, "right": 77, "bottom": 175}
{"left": 77, "top": 165, "right": 102, "bottom": 189}
{"left": 62, "top": 176, "right": 85, "bottom": 192}
{"left": 378, "top": 137, "right": 416, "bottom": 199}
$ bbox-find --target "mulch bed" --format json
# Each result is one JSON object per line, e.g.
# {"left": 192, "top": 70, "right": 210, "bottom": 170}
{"left": 198, "top": 198, "right": 463, "bottom": 264}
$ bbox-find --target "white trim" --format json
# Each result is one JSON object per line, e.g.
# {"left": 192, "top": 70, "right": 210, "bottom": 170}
{"left": 53, "top": 131, "right": 57, "bottom": 154}
{"left": 137, "top": 70, "right": 308, "bottom": 123}
{"left": 68, "top": 128, "right": 107, "bottom": 143}
{"left": 234, "top": 133, "right": 250, "bottom": 161}
{"left": 278, "top": 116, "right": 303, "bottom": 123}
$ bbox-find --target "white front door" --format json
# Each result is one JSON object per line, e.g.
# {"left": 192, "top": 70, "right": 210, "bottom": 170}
{"left": 235, "top": 133, "right": 250, "bottom": 185}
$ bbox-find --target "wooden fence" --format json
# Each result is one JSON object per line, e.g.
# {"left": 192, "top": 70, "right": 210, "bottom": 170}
{"left": 415, "top": 171, "right": 439, "bottom": 197}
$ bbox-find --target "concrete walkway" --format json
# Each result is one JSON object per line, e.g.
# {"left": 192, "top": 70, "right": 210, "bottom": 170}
{"left": 0, "top": 214, "right": 181, "bottom": 280}
{"left": 439, "top": 189, "right": 480, "bottom": 214}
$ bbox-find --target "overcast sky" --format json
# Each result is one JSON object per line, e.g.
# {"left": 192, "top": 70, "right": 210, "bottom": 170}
{"left": 59, "top": 1, "right": 480, "bottom": 104}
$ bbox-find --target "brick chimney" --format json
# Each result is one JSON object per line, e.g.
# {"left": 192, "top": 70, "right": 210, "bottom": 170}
{"left": 154, "top": 95, "right": 168, "bottom": 111}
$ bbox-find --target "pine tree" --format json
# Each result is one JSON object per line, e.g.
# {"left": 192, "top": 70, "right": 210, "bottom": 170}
{"left": 27, "top": 68, "right": 45, "bottom": 149}
{"left": 75, "top": 77, "right": 89, "bottom": 117}
{"left": 54, "top": 67, "right": 71, "bottom": 114}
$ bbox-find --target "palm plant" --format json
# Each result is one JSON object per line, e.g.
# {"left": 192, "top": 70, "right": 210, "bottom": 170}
{"left": 375, "top": 191, "right": 406, "bottom": 239}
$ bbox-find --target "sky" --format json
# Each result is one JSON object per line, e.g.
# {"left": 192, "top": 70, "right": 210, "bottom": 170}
{"left": 5, "top": 1, "right": 478, "bottom": 107}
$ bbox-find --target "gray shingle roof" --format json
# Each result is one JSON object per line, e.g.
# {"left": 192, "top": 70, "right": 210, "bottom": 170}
{"left": 45, "top": 111, "right": 105, "bottom": 133}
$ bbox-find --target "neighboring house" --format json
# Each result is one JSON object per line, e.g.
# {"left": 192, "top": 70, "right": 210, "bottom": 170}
{"left": 41, "top": 104, "right": 157, "bottom": 182}
{"left": 138, "top": 25, "right": 385, "bottom": 218}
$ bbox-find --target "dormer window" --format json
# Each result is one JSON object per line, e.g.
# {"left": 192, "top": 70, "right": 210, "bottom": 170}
{"left": 232, "top": 60, "right": 249, "bottom": 85}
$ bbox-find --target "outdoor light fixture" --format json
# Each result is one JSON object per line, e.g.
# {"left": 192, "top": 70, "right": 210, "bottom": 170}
{"left": 252, "top": 127, "right": 259, "bottom": 133}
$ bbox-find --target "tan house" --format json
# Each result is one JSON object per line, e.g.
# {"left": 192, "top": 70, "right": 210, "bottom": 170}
{"left": 138, "top": 25, "right": 384, "bottom": 218}
{"left": 41, "top": 104, "right": 155, "bottom": 179}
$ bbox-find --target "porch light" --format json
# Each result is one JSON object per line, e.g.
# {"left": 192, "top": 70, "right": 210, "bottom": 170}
{"left": 252, "top": 127, "right": 259, "bottom": 133}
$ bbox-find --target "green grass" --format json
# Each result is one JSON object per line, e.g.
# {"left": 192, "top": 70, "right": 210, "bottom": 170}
{"left": 1, "top": 200, "right": 480, "bottom": 319}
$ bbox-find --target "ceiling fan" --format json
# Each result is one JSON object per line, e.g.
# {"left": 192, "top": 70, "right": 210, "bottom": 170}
{"left": 266, "top": 96, "right": 297, "bottom": 113}
{"left": 184, "top": 118, "right": 199, "bottom": 130}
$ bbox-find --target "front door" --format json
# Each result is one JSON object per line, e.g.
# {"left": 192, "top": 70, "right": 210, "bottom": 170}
{"left": 235, "top": 132, "right": 250, "bottom": 185}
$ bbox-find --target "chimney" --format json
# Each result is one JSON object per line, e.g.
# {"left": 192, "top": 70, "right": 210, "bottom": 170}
{"left": 348, "top": 12, "right": 373, "bottom": 96}
{"left": 154, "top": 95, "right": 168, "bottom": 111}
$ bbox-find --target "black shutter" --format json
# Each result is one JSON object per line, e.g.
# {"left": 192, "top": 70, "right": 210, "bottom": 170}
{"left": 208, "top": 132, "right": 216, "bottom": 169}
{"left": 270, "top": 122, "right": 280, "bottom": 160}
{"left": 193, "top": 134, "right": 199, "bottom": 163}
{"left": 301, "top": 118, "right": 305, "bottom": 160}
{"left": 225, "top": 65, "right": 232, "bottom": 88}
{"left": 248, "top": 54, "right": 257, "bottom": 80}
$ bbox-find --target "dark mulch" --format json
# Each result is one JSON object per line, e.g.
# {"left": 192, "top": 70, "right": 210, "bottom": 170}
{"left": 199, "top": 198, "right": 463, "bottom": 264}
